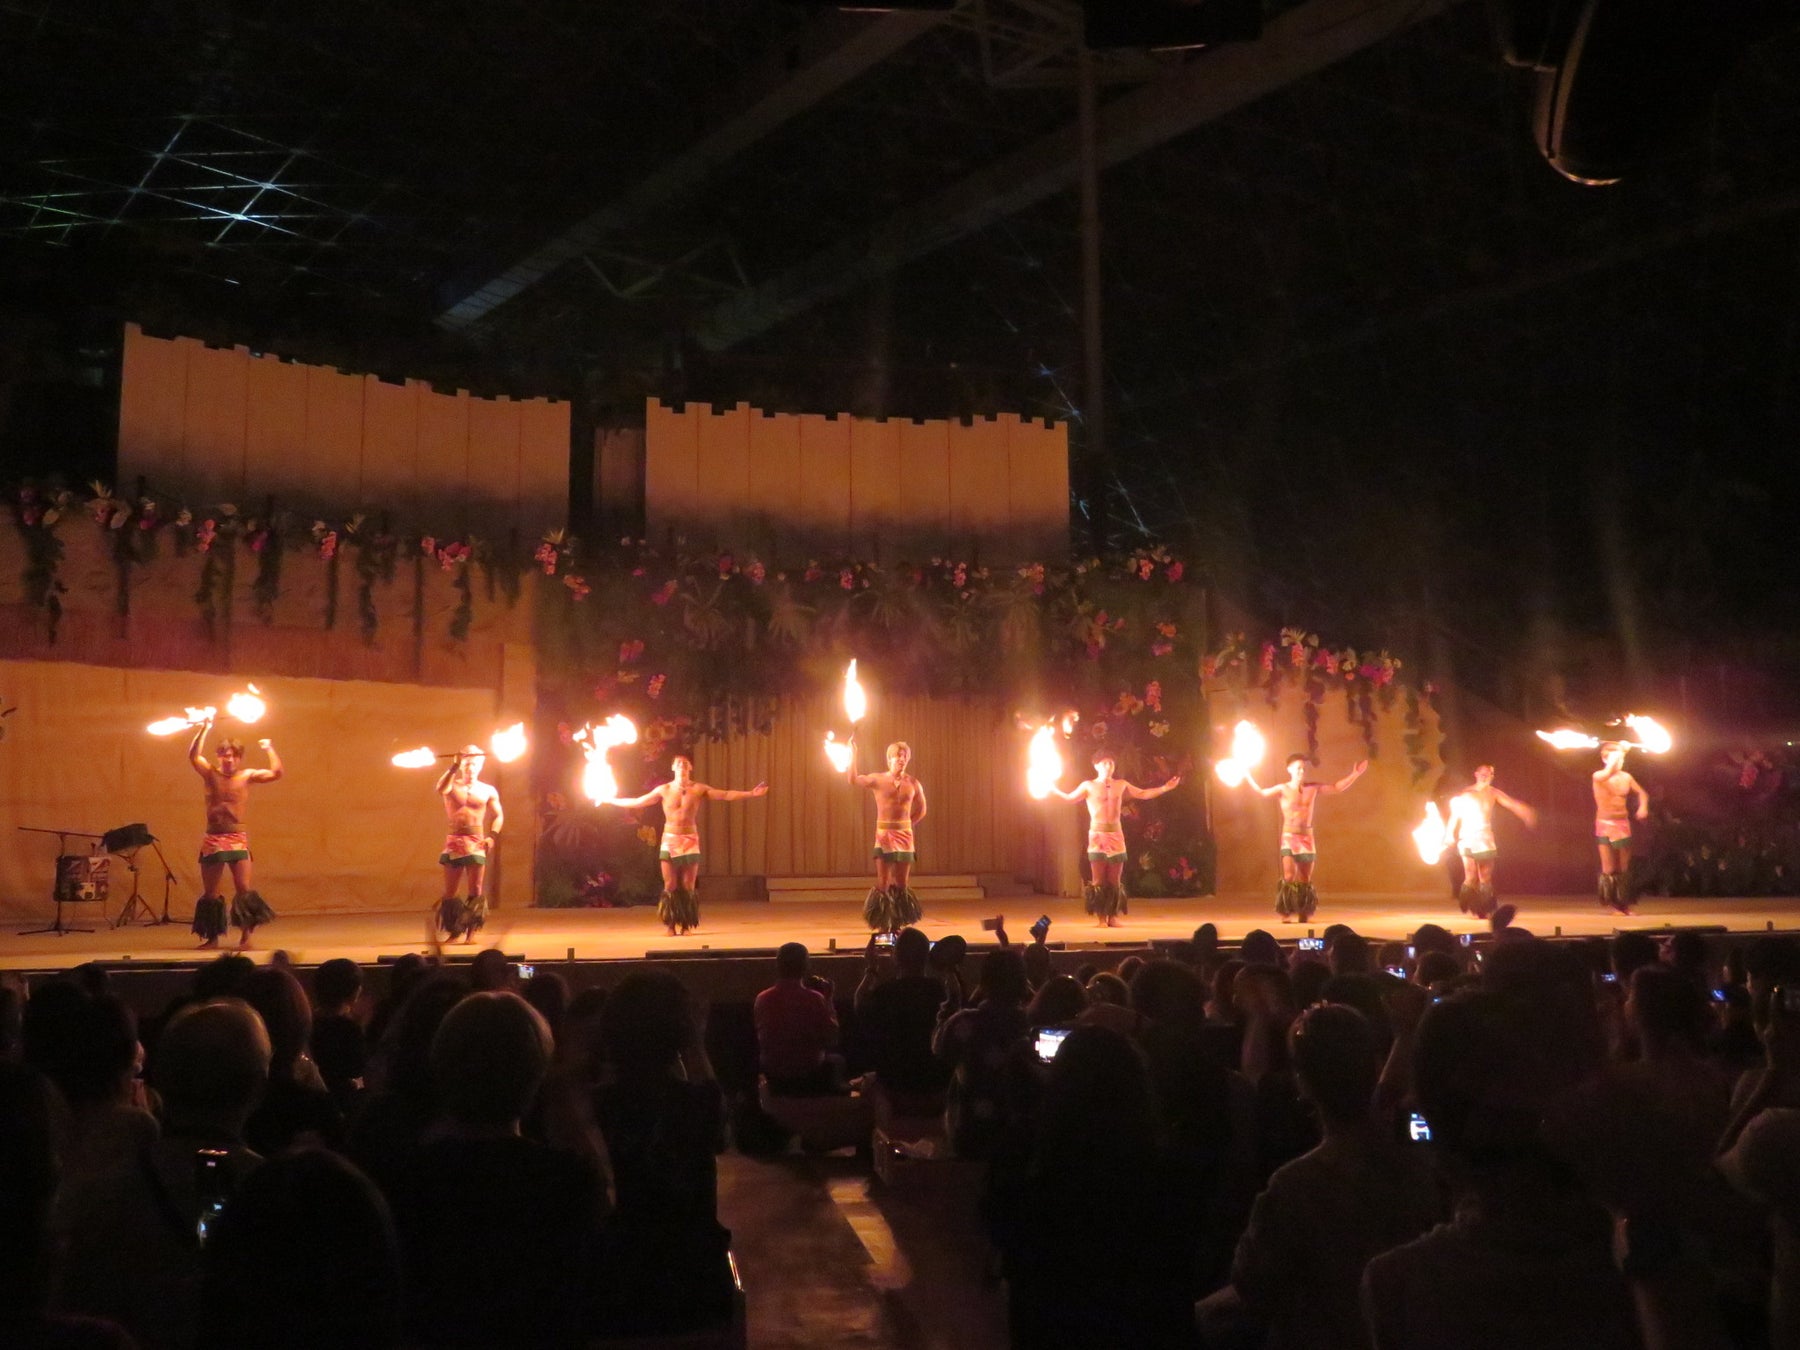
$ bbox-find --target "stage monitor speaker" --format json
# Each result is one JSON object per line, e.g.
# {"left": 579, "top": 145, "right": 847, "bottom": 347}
{"left": 1082, "top": 0, "right": 1262, "bottom": 52}
{"left": 1528, "top": 0, "right": 1798, "bottom": 184}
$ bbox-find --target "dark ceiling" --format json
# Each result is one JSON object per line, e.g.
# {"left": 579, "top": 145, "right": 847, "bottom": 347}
{"left": 5, "top": 0, "right": 1800, "bottom": 717}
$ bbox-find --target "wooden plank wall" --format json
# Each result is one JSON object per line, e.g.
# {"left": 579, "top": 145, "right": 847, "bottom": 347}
{"left": 116, "top": 324, "right": 569, "bottom": 536}
{"left": 644, "top": 399, "right": 1069, "bottom": 562}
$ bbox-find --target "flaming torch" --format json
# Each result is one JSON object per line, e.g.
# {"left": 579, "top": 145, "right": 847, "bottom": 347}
{"left": 823, "top": 730, "right": 854, "bottom": 774}
{"left": 1026, "top": 723, "right": 1064, "bottom": 799}
{"left": 1623, "top": 714, "right": 1673, "bottom": 755}
{"left": 390, "top": 747, "right": 437, "bottom": 769}
{"left": 1536, "top": 728, "right": 1600, "bottom": 751}
{"left": 490, "top": 721, "right": 528, "bottom": 764}
{"left": 843, "top": 658, "right": 867, "bottom": 727}
{"left": 147, "top": 706, "right": 217, "bottom": 736}
{"left": 1412, "top": 801, "right": 1449, "bottom": 865}
{"left": 576, "top": 715, "right": 640, "bottom": 805}
{"left": 1214, "top": 719, "right": 1267, "bottom": 787}
{"left": 225, "top": 684, "right": 266, "bottom": 724}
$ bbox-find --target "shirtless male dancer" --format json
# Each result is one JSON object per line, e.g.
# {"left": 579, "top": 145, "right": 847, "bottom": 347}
{"left": 604, "top": 754, "right": 768, "bottom": 935}
{"left": 844, "top": 739, "right": 928, "bottom": 934}
{"left": 1445, "top": 764, "right": 1537, "bottom": 927}
{"left": 1593, "top": 741, "right": 1649, "bottom": 915}
{"left": 435, "top": 746, "right": 503, "bottom": 942}
{"left": 1246, "top": 753, "right": 1367, "bottom": 922}
{"left": 187, "top": 716, "right": 283, "bottom": 948}
{"left": 1048, "top": 754, "right": 1182, "bottom": 926}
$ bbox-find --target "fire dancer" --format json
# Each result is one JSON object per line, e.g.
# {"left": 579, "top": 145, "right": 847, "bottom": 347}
{"left": 1246, "top": 753, "right": 1367, "bottom": 922}
{"left": 1047, "top": 755, "right": 1181, "bottom": 927}
{"left": 1445, "top": 764, "right": 1536, "bottom": 926}
{"left": 435, "top": 746, "right": 504, "bottom": 943}
{"left": 1593, "top": 741, "right": 1649, "bottom": 914}
{"left": 844, "top": 738, "right": 927, "bottom": 934}
{"left": 604, "top": 755, "right": 768, "bottom": 935}
{"left": 187, "top": 716, "right": 283, "bottom": 948}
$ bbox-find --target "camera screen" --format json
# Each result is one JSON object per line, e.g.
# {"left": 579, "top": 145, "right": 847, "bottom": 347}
{"left": 1035, "top": 1027, "right": 1071, "bottom": 1064}
{"left": 874, "top": 933, "right": 897, "bottom": 949}
{"left": 518, "top": 964, "right": 536, "bottom": 979}
{"left": 1407, "top": 1112, "right": 1432, "bottom": 1143}
{"left": 1459, "top": 933, "right": 1473, "bottom": 946}
{"left": 1297, "top": 937, "right": 1324, "bottom": 952}
{"left": 1386, "top": 965, "right": 1407, "bottom": 980}
{"left": 1601, "top": 972, "right": 1618, "bottom": 984}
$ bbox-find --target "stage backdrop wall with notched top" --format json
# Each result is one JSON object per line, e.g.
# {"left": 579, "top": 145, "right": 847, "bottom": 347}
{"left": 0, "top": 659, "right": 504, "bottom": 922}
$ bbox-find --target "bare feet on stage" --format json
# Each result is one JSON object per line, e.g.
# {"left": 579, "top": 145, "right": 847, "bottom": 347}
{"left": 198, "top": 937, "right": 219, "bottom": 950}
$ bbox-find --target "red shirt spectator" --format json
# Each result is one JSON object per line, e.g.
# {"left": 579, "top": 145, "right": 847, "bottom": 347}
{"left": 754, "top": 943, "right": 840, "bottom": 1091}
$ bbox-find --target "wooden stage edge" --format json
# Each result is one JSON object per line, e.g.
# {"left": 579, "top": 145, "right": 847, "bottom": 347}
{"left": 5, "top": 892, "right": 1800, "bottom": 972}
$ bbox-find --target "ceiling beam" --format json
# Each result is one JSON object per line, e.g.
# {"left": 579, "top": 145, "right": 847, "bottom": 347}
{"left": 436, "top": 9, "right": 947, "bottom": 331}
{"left": 693, "top": 0, "right": 1466, "bottom": 351}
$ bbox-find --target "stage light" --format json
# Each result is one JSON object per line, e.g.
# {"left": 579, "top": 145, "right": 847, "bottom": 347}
{"left": 1082, "top": 0, "right": 1261, "bottom": 52}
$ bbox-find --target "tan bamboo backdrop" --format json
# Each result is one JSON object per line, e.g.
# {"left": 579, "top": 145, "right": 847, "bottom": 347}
{"left": 0, "top": 659, "right": 511, "bottom": 920}
{"left": 681, "top": 692, "right": 1076, "bottom": 891}
{"left": 116, "top": 324, "right": 569, "bottom": 534}
{"left": 644, "top": 400, "right": 1069, "bottom": 562}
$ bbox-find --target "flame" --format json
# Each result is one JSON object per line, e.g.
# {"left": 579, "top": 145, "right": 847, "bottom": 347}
{"left": 391, "top": 747, "right": 437, "bottom": 768}
{"left": 1412, "top": 801, "right": 1448, "bottom": 864}
{"left": 1060, "top": 710, "right": 1078, "bottom": 736}
{"left": 823, "top": 730, "right": 853, "bottom": 773}
{"left": 225, "top": 683, "right": 266, "bottom": 724}
{"left": 147, "top": 705, "right": 216, "bottom": 736}
{"left": 1027, "top": 723, "right": 1064, "bottom": 799}
{"left": 490, "top": 721, "right": 528, "bottom": 763}
{"left": 1624, "top": 714, "right": 1672, "bottom": 755}
{"left": 1213, "top": 719, "right": 1265, "bottom": 786}
{"left": 843, "top": 659, "right": 867, "bottom": 725}
{"left": 576, "top": 715, "right": 639, "bottom": 804}
{"left": 1228, "top": 720, "right": 1266, "bottom": 770}
{"left": 1536, "top": 728, "right": 1600, "bottom": 751}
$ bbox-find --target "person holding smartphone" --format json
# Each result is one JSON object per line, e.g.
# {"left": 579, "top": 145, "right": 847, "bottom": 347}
{"left": 1043, "top": 754, "right": 1181, "bottom": 928}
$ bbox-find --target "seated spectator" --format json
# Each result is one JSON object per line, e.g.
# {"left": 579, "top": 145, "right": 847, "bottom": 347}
{"left": 365, "top": 952, "right": 427, "bottom": 1047}
{"left": 1291, "top": 959, "right": 1331, "bottom": 1010}
{"left": 754, "top": 942, "right": 844, "bottom": 1096}
{"left": 1027, "top": 974, "right": 1086, "bottom": 1028}
{"left": 1208, "top": 958, "right": 1246, "bottom": 1025}
{"left": 191, "top": 954, "right": 255, "bottom": 1002}
{"left": 1241, "top": 930, "right": 1284, "bottom": 969}
{"left": 309, "top": 958, "right": 368, "bottom": 1109}
{"left": 348, "top": 973, "right": 467, "bottom": 1190}
{"left": 521, "top": 969, "right": 570, "bottom": 1043}
{"left": 1612, "top": 930, "right": 1660, "bottom": 986}
{"left": 935, "top": 948, "right": 1033, "bottom": 1160}
{"left": 854, "top": 928, "right": 952, "bottom": 1109}
{"left": 2, "top": 1060, "right": 141, "bottom": 1350}
{"left": 1237, "top": 966, "right": 1317, "bottom": 1183}
{"left": 31, "top": 988, "right": 156, "bottom": 1189}
{"left": 992, "top": 1026, "right": 1197, "bottom": 1347}
{"left": 1330, "top": 933, "right": 1373, "bottom": 977}
{"left": 558, "top": 985, "right": 609, "bottom": 1089}
{"left": 1022, "top": 940, "right": 1053, "bottom": 993}
{"left": 593, "top": 970, "right": 733, "bottom": 1336}
{"left": 1117, "top": 954, "right": 1147, "bottom": 986}
{"left": 56, "top": 1000, "right": 271, "bottom": 1350}
{"left": 467, "top": 948, "right": 513, "bottom": 991}
{"left": 243, "top": 966, "right": 343, "bottom": 1155}
{"left": 1662, "top": 929, "right": 1710, "bottom": 989}
{"left": 1202, "top": 1003, "right": 1440, "bottom": 1350}
{"left": 1193, "top": 922, "right": 1223, "bottom": 975}
{"left": 1415, "top": 950, "right": 1461, "bottom": 990}
{"left": 198, "top": 1149, "right": 401, "bottom": 1350}
{"left": 386, "top": 991, "right": 604, "bottom": 1350}
{"left": 1131, "top": 959, "right": 1250, "bottom": 1292}
{"left": 1362, "top": 967, "right": 1638, "bottom": 1350}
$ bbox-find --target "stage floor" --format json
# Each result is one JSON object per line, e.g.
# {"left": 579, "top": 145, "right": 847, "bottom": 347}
{"left": 4, "top": 891, "right": 1799, "bottom": 971}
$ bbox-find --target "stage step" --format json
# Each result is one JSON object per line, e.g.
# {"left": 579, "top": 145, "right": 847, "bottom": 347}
{"left": 767, "top": 875, "right": 986, "bottom": 904}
